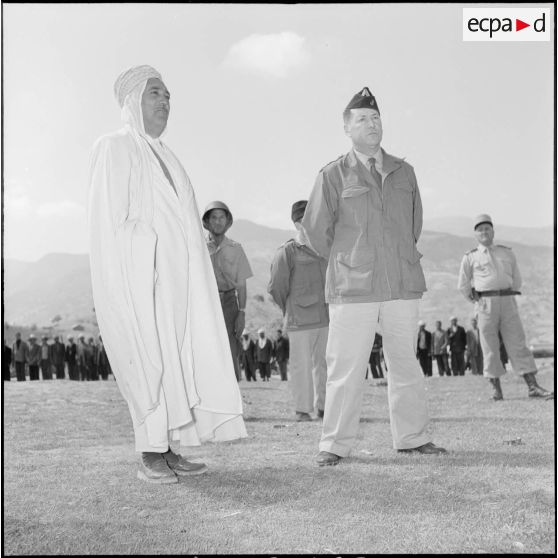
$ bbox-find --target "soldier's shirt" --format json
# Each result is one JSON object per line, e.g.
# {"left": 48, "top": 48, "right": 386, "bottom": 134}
{"left": 458, "top": 243, "right": 522, "bottom": 298}
{"left": 206, "top": 235, "right": 253, "bottom": 292}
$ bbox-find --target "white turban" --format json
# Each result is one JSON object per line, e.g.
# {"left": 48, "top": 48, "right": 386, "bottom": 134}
{"left": 113, "top": 65, "right": 162, "bottom": 108}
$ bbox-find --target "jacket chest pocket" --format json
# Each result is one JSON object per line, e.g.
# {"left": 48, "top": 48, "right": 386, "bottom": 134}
{"left": 333, "top": 250, "right": 374, "bottom": 296}
{"left": 340, "top": 184, "right": 369, "bottom": 224}
{"left": 292, "top": 291, "right": 321, "bottom": 326}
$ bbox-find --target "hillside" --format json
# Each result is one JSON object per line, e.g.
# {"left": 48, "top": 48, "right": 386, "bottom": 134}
{"left": 2, "top": 220, "right": 554, "bottom": 345}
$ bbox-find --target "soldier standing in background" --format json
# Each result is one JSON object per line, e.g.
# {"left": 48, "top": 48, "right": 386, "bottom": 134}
{"left": 65, "top": 336, "right": 78, "bottom": 380}
{"left": 255, "top": 328, "right": 274, "bottom": 382}
{"left": 458, "top": 213, "right": 553, "bottom": 401}
{"left": 40, "top": 336, "right": 53, "bottom": 380}
{"left": 87, "top": 337, "right": 99, "bottom": 380}
{"left": 240, "top": 330, "right": 257, "bottom": 382}
{"left": 96, "top": 335, "right": 112, "bottom": 380}
{"left": 431, "top": 321, "right": 450, "bottom": 376}
{"left": 203, "top": 201, "right": 253, "bottom": 381}
{"left": 12, "top": 332, "right": 29, "bottom": 382}
{"left": 76, "top": 334, "right": 88, "bottom": 381}
{"left": 50, "top": 335, "right": 66, "bottom": 379}
{"left": 416, "top": 321, "right": 432, "bottom": 377}
{"left": 268, "top": 200, "right": 329, "bottom": 421}
{"left": 273, "top": 330, "right": 290, "bottom": 382}
{"left": 447, "top": 317, "right": 467, "bottom": 376}
{"left": 28, "top": 335, "right": 41, "bottom": 381}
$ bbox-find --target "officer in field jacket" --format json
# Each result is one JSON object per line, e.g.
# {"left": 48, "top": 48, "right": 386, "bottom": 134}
{"left": 268, "top": 200, "right": 329, "bottom": 422}
{"left": 302, "top": 87, "right": 447, "bottom": 466}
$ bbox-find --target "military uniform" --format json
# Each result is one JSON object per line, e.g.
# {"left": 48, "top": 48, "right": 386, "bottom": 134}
{"left": 268, "top": 209, "right": 329, "bottom": 418}
{"left": 302, "top": 89, "right": 437, "bottom": 458}
{"left": 458, "top": 243, "right": 535, "bottom": 379}
{"left": 206, "top": 235, "right": 253, "bottom": 380}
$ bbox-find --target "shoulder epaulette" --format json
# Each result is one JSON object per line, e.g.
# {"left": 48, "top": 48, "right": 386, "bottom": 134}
{"left": 319, "top": 154, "right": 344, "bottom": 173}
{"left": 465, "top": 248, "right": 478, "bottom": 255}
{"left": 496, "top": 244, "right": 511, "bottom": 250}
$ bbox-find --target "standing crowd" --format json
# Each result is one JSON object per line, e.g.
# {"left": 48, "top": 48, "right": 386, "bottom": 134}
{"left": 4, "top": 333, "right": 112, "bottom": 382}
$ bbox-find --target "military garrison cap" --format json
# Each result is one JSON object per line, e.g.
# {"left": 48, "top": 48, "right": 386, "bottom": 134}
{"left": 345, "top": 87, "right": 380, "bottom": 114}
{"left": 291, "top": 200, "right": 308, "bottom": 223}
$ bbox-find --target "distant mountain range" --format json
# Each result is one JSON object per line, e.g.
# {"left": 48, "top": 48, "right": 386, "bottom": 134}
{"left": 2, "top": 219, "right": 554, "bottom": 345}
{"left": 424, "top": 216, "right": 553, "bottom": 247}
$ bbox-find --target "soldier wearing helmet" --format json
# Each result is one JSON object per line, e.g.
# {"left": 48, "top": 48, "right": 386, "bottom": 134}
{"left": 203, "top": 201, "right": 253, "bottom": 381}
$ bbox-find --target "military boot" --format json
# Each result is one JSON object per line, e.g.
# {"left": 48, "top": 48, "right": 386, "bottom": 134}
{"left": 523, "top": 372, "right": 554, "bottom": 399}
{"left": 489, "top": 378, "right": 503, "bottom": 401}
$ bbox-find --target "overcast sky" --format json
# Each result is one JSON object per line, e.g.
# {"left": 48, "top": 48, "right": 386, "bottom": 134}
{"left": 3, "top": 3, "right": 555, "bottom": 262}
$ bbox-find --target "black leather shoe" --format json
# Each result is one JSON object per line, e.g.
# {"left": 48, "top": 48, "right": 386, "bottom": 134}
{"left": 162, "top": 450, "right": 208, "bottom": 476}
{"left": 397, "top": 442, "right": 447, "bottom": 455}
{"left": 317, "top": 409, "right": 324, "bottom": 419}
{"left": 316, "top": 451, "right": 342, "bottom": 466}
{"left": 296, "top": 412, "right": 312, "bottom": 422}
{"left": 137, "top": 452, "right": 178, "bottom": 484}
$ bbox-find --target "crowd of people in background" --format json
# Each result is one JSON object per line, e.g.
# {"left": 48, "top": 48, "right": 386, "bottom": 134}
{"left": 415, "top": 316, "right": 508, "bottom": 378}
{"left": 3, "top": 332, "right": 113, "bottom": 382}
{"left": 2, "top": 315, "right": 512, "bottom": 386}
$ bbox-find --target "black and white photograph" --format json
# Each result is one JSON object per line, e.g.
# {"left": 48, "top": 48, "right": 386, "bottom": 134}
{"left": 2, "top": 3, "right": 555, "bottom": 555}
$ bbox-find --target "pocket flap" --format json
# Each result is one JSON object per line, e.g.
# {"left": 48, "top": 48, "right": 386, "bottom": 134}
{"left": 336, "top": 251, "right": 374, "bottom": 268}
{"left": 294, "top": 292, "right": 320, "bottom": 307}
{"left": 341, "top": 185, "right": 370, "bottom": 198}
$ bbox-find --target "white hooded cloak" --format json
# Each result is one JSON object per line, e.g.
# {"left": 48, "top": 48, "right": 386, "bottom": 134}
{"left": 88, "top": 70, "right": 247, "bottom": 448}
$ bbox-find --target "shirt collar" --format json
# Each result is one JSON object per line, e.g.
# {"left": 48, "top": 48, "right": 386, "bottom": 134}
{"left": 353, "top": 147, "right": 383, "bottom": 169}
{"left": 477, "top": 243, "right": 493, "bottom": 253}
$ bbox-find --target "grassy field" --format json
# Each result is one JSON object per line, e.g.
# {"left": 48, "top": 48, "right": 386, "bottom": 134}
{"left": 2, "top": 361, "right": 555, "bottom": 555}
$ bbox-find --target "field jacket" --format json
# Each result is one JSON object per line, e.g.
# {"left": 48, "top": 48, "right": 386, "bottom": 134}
{"left": 301, "top": 148, "right": 426, "bottom": 304}
{"left": 268, "top": 239, "right": 329, "bottom": 332}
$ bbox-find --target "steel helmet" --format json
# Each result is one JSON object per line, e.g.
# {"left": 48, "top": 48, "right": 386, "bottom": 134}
{"left": 202, "top": 201, "right": 233, "bottom": 231}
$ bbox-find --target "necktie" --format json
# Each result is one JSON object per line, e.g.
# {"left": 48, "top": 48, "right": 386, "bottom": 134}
{"left": 146, "top": 141, "right": 178, "bottom": 196}
{"left": 368, "top": 157, "right": 382, "bottom": 188}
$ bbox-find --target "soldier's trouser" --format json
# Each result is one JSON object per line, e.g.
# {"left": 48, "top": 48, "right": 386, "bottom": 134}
{"left": 288, "top": 327, "right": 328, "bottom": 414}
{"left": 319, "top": 300, "right": 430, "bottom": 456}
{"left": 220, "top": 291, "right": 241, "bottom": 381}
{"left": 469, "top": 352, "right": 483, "bottom": 375}
{"left": 29, "top": 365, "right": 40, "bottom": 381}
{"left": 434, "top": 354, "right": 449, "bottom": 376}
{"left": 68, "top": 362, "right": 77, "bottom": 380}
{"left": 41, "top": 360, "right": 52, "bottom": 380}
{"left": 15, "top": 362, "right": 26, "bottom": 381}
{"left": 417, "top": 350, "right": 432, "bottom": 376}
{"left": 475, "top": 296, "right": 536, "bottom": 379}
{"left": 55, "top": 363, "right": 65, "bottom": 379}
{"left": 277, "top": 361, "right": 288, "bottom": 381}
{"left": 451, "top": 351, "right": 465, "bottom": 376}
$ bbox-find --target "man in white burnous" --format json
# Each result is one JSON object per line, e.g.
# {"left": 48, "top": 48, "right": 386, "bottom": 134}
{"left": 88, "top": 65, "right": 247, "bottom": 484}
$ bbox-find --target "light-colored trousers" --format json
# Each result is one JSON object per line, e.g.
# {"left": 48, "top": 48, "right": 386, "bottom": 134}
{"left": 288, "top": 327, "right": 328, "bottom": 414}
{"left": 319, "top": 299, "right": 431, "bottom": 456}
{"left": 475, "top": 296, "right": 537, "bottom": 379}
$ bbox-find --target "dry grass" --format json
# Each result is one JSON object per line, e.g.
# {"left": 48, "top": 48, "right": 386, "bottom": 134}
{"left": 2, "top": 361, "right": 555, "bottom": 555}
